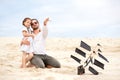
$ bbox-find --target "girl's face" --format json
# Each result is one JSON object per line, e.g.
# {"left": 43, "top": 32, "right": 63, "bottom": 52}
{"left": 24, "top": 19, "right": 31, "bottom": 28}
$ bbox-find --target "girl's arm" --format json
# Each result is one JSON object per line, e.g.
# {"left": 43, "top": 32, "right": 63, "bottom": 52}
{"left": 22, "top": 30, "right": 34, "bottom": 38}
{"left": 20, "top": 30, "right": 31, "bottom": 46}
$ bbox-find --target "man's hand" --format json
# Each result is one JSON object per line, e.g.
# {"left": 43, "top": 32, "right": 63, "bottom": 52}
{"left": 31, "top": 34, "right": 35, "bottom": 39}
{"left": 44, "top": 17, "right": 50, "bottom": 26}
{"left": 21, "top": 39, "right": 30, "bottom": 45}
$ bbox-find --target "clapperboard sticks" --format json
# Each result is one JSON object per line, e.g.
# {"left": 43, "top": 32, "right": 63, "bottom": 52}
{"left": 71, "top": 40, "right": 109, "bottom": 75}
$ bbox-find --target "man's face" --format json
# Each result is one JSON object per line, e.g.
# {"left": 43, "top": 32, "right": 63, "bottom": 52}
{"left": 31, "top": 20, "right": 39, "bottom": 30}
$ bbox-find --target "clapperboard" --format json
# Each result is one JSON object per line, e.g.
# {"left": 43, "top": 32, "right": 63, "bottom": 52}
{"left": 71, "top": 40, "right": 109, "bottom": 75}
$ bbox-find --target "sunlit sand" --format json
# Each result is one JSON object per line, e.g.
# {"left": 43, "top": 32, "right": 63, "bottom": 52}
{"left": 0, "top": 37, "right": 120, "bottom": 80}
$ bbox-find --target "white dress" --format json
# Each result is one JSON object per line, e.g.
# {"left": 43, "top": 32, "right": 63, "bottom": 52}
{"left": 20, "top": 27, "right": 33, "bottom": 53}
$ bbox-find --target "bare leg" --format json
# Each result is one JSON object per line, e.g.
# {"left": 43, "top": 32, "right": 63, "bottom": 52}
{"left": 26, "top": 53, "right": 33, "bottom": 63}
{"left": 21, "top": 51, "right": 27, "bottom": 68}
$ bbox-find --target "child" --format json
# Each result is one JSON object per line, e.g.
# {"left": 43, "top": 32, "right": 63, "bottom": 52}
{"left": 20, "top": 17, "right": 34, "bottom": 68}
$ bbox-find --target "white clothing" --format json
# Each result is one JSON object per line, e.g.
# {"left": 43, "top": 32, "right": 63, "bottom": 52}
{"left": 20, "top": 27, "right": 33, "bottom": 53}
{"left": 32, "top": 26, "right": 48, "bottom": 54}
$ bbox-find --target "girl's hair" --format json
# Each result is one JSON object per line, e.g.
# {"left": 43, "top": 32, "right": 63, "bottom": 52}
{"left": 22, "top": 17, "right": 31, "bottom": 26}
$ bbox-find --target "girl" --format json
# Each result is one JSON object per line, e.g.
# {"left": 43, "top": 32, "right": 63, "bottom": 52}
{"left": 20, "top": 17, "right": 34, "bottom": 68}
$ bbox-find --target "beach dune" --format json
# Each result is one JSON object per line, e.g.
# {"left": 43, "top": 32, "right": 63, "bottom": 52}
{"left": 0, "top": 37, "right": 120, "bottom": 80}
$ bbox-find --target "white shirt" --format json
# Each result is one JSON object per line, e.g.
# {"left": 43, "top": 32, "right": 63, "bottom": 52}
{"left": 32, "top": 26, "right": 48, "bottom": 54}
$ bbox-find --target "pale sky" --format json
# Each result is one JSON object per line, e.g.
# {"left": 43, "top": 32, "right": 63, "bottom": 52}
{"left": 0, "top": 0, "right": 120, "bottom": 37}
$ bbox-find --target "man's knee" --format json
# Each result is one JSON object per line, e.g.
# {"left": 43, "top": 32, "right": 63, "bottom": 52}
{"left": 30, "top": 57, "right": 45, "bottom": 68}
{"left": 47, "top": 56, "right": 61, "bottom": 68}
{"left": 54, "top": 62, "right": 61, "bottom": 68}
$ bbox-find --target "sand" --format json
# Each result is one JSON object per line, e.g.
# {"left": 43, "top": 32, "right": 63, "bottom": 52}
{"left": 0, "top": 37, "right": 120, "bottom": 80}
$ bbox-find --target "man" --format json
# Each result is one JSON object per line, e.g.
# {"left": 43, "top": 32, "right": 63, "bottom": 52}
{"left": 25, "top": 18, "right": 61, "bottom": 68}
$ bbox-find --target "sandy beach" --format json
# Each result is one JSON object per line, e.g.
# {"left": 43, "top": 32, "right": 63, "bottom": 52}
{"left": 0, "top": 37, "right": 120, "bottom": 80}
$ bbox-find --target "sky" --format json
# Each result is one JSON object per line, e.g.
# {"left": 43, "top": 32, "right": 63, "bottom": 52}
{"left": 0, "top": 0, "right": 120, "bottom": 38}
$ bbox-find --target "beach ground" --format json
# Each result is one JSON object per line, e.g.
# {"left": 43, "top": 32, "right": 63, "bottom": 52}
{"left": 0, "top": 37, "right": 120, "bottom": 80}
